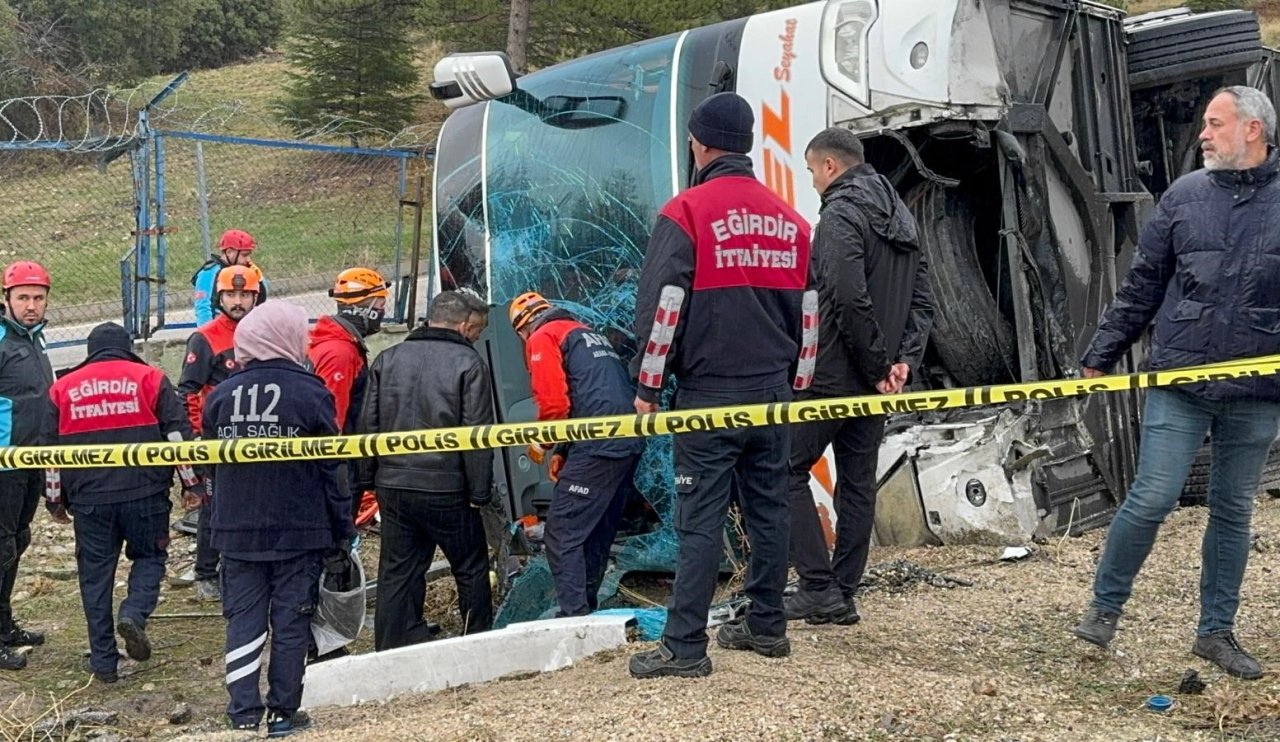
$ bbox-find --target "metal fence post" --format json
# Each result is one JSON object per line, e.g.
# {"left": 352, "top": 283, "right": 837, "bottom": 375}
{"left": 154, "top": 132, "right": 168, "bottom": 330}
{"left": 196, "top": 141, "right": 212, "bottom": 259}
{"left": 131, "top": 131, "right": 152, "bottom": 338}
{"left": 392, "top": 156, "right": 408, "bottom": 322}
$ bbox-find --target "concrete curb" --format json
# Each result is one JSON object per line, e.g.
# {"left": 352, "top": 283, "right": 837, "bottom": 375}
{"left": 300, "top": 614, "right": 633, "bottom": 709}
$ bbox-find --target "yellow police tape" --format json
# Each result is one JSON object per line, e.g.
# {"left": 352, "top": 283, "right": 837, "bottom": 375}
{"left": 5, "top": 354, "right": 1280, "bottom": 470}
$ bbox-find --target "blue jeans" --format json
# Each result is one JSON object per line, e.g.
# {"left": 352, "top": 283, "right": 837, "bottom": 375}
{"left": 1092, "top": 388, "right": 1280, "bottom": 635}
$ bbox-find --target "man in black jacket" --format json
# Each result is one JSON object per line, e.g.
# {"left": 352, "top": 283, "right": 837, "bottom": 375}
{"left": 45, "top": 322, "right": 204, "bottom": 683}
{"left": 628, "top": 93, "right": 818, "bottom": 679}
{"left": 359, "top": 291, "right": 494, "bottom": 649}
{"left": 785, "top": 127, "right": 934, "bottom": 625}
{"left": 1072, "top": 87, "right": 1280, "bottom": 681}
{"left": 204, "top": 302, "right": 355, "bottom": 736}
{"left": 0, "top": 260, "right": 55, "bottom": 671}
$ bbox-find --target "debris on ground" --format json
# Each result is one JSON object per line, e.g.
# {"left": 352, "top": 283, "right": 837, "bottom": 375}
{"left": 31, "top": 708, "right": 119, "bottom": 739}
{"left": 1179, "top": 669, "right": 1207, "bottom": 695}
{"left": 858, "top": 558, "right": 973, "bottom": 593}
{"left": 999, "top": 546, "right": 1033, "bottom": 561}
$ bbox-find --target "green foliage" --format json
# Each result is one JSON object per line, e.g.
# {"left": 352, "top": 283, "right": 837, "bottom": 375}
{"left": 279, "top": 0, "right": 423, "bottom": 140}
{"left": 174, "top": 0, "right": 286, "bottom": 70}
{"left": 421, "top": 0, "right": 799, "bottom": 70}
{"left": 9, "top": 0, "right": 199, "bottom": 83}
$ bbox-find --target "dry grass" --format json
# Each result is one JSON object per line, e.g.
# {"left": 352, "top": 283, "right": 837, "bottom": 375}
{"left": 299, "top": 498, "right": 1280, "bottom": 742}
{"left": 9, "top": 492, "right": 1280, "bottom": 739}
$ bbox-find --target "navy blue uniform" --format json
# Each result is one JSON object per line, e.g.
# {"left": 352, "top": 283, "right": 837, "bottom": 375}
{"left": 204, "top": 359, "right": 355, "bottom": 727}
{"left": 524, "top": 309, "right": 642, "bottom": 616}
{"left": 47, "top": 347, "right": 197, "bottom": 677}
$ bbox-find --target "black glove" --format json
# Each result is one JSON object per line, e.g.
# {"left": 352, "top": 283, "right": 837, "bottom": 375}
{"left": 323, "top": 546, "right": 349, "bottom": 577}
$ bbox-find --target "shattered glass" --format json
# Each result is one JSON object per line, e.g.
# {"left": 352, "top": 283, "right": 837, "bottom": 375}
{"left": 435, "top": 36, "right": 687, "bottom": 625}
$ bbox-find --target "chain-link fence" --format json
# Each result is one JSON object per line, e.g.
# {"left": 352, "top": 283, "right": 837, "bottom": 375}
{"left": 0, "top": 147, "right": 140, "bottom": 345}
{"left": 0, "top": 81, "right": 436, "bottom": 347}
{"left": 147, "top": 131, "right": 428, "bottom": 334}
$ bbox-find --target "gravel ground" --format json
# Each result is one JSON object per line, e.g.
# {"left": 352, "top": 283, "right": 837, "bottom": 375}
{"left": 9, "top": 496, "right": 1280, "bottom": 741}
{"left": 297, "top": 498, "right": 1280, "bottom": 741}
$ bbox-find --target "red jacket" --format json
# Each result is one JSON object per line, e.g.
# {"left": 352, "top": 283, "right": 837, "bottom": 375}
{"left": 307, "top": 315, "right": 368, "bottom": 433}
{"left": 525, "top": 309, "right": 642, "bottom": 459}
{"left": 177, "top": 314, "right": 239, "bottom": 436}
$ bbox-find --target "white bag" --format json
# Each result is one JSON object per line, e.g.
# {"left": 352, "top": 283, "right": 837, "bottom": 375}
{"left": 311, "top": 548, "right": 367, "bottom": 655}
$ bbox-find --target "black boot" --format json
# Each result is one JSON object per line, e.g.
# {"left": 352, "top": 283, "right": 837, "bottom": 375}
{"left": 0, "top": 645, "right": 26, "bottom": 671}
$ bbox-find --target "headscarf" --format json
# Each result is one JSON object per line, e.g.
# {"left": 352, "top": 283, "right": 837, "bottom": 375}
{"left": 234, "top": 301, "right": 309, "bottom": 364}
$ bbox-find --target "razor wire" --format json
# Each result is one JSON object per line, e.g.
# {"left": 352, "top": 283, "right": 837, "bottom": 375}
{"left": 0, "top": 79, "right": 437, "bottom": 346}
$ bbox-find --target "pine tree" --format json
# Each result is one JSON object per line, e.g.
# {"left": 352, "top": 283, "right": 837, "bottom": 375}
{"left": 280, "top": 0, "right": 423, "bottom": 142}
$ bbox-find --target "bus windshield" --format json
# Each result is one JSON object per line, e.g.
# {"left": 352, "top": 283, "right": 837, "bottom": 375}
{"left": 433, "top": 35, "right": 680, "bottom": 338}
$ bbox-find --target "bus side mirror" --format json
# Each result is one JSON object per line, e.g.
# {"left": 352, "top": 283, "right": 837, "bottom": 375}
{"left": 430, "top": 52, "right": 519, "bottom": 109}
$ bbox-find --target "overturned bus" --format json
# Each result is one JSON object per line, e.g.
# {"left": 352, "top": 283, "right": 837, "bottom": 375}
{"left": 428, "top": 0, "right": 1280, "bottom": 551}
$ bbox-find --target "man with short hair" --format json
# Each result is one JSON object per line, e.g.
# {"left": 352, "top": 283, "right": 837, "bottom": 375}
{"left": 628, "top": 92, "right": 818, "bottom": 679}
{"left": 509, "top": 291, "right": 643, "bottom": 617}
{"left": 785, "top": 127, "right": 934, "bottom": 625}
{"left": 359, "top": 291, "right": 495, "bottom": 649}
{"left": 45, "top": 322, "right": 204, "bottom": 683}
{"left": 1072, "top": 86, "right": 1280, "bottom": 681}
{"left": 176, "top": 265, "right": 261, "bottom": 602}
{"left": 191, "top": 229, "right": 268, "bottom": 325}
{"left": 0, "top": 261, "right": 54, "bottom": 671}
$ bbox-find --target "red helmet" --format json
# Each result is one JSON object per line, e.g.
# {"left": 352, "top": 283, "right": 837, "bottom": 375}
{"left": 3, "top": 261, "right": 51, "bottom": 291}
{"left": 218, "top": 229, "right": 257, "bottom": 252}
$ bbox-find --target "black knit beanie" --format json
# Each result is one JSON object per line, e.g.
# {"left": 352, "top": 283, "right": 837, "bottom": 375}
{"left": 688, "top": 92, "right": 754, "bottom": 154}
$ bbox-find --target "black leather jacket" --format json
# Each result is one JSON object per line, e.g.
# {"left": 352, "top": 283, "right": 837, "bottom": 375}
{"left": 357, "top": 326, "right": 494, "bottom": 504}
{"left": 810, "top": 164, "right": 934, "bottom": 394}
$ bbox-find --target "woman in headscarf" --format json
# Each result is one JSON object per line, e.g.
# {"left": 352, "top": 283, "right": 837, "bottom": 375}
{"left": 202, "top": 302, "right": 356, "bottom": 737}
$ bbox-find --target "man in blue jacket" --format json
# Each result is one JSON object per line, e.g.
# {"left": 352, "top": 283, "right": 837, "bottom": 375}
{"left": 1072, "top": 86, "right": 1280, "bottom": 681}
{"left": 204, "top": 301, "right": 355, "bottom": 736}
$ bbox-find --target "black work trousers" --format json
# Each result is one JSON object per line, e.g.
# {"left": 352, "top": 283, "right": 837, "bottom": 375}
{"left": 72, "top": 493, "right": 170, "bottom": 675}
{"left": 0, "top": 469, "right": 40, "bottom": 631}
{"left": 374, "top": 488, "right": 492, "bottom": 650}
{"left": 662, "top": 385, "right": 791, "bottom": 660}
{"left": 787, "top": 409, "right": 885, "bottom": 597}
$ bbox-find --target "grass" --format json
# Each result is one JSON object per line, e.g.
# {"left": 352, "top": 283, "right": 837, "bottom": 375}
{"left": 0, "top": 45, "right": 448, "bottom": 329}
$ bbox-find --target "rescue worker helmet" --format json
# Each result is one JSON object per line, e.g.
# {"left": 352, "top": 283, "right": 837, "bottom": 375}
{"left": 330, "top": 267, "right": 390, "bottom": 304}
{"left": 217, "top": 229, "right": 257, "bottom": 252}
{"left": 509, "top": 291, "right": 551, "bottom": 332}
{"left": 2, "top": 261, "right": 51, "bottom": 291}
{"left": 215, "top": 265, "right": 261, "bottom": 294}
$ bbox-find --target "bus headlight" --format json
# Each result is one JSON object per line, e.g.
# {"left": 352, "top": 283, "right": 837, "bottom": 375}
{"left": 821, "top": 0, "right": 877, "bottom": 105}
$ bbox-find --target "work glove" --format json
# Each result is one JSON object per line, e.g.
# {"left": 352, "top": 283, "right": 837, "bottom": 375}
{"left": 526, "top": 443, "right": 553, "bottom": 466}
{"left": 181, "top": 479, "right": 209, "bottom": 511}
{"left": 549, "top": 453, "right": 565, "bottom": 483}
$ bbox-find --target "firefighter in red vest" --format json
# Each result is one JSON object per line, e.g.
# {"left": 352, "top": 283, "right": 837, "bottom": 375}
{"left": 46, "top": 322, "right": 203, "bottom": 683}
{"left": 628, "top": 92, "right": 818, "bottom": 679}
{"left": 174, "top": 265, "right": 259, "bottom": 601}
